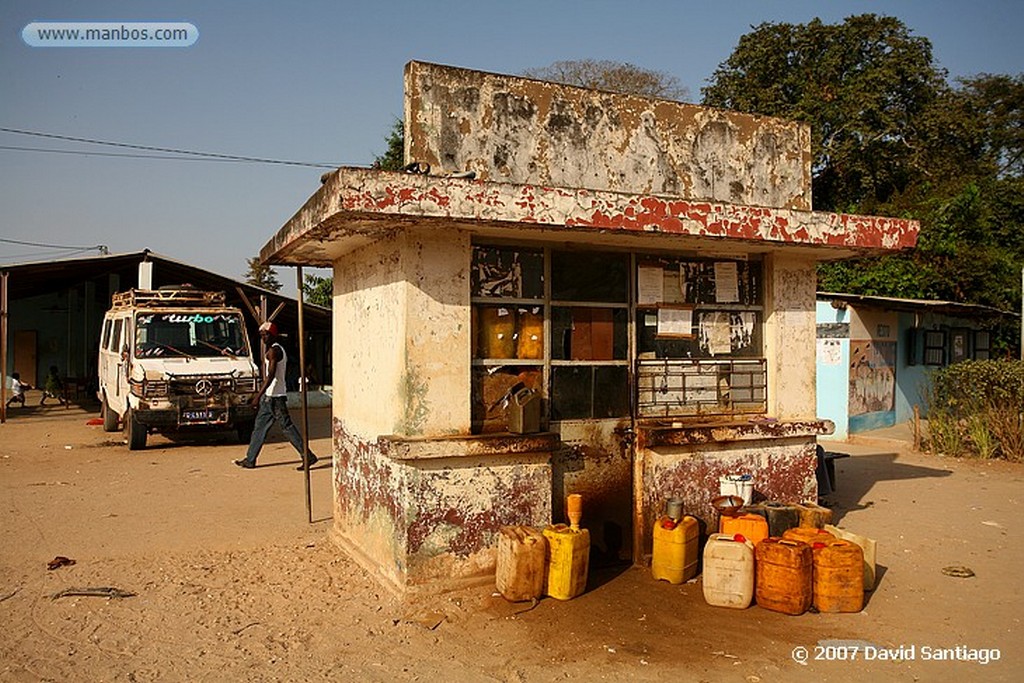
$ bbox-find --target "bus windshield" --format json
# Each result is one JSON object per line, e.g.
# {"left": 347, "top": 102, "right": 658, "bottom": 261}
{"left": 134, "top": 312, "right": 249, "bottom": 358}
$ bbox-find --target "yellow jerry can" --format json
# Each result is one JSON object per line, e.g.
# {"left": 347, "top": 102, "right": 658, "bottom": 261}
{"left": 544, "top": 494, "right": 590, "bottom": 600}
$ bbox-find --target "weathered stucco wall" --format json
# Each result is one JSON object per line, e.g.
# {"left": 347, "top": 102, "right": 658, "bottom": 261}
{"left": 639, "top": 435, "right": 818, "bottom": 555}
{"left": 331, "top": 419, "right": 554, "bottom": 594}
{"left": 399, "top": 228, "right": 472, "bottom": 436}
{"left": 334, "top": 235, "right": 406, "bottom": 439}
{"left": 405, "top": 61, "right": 812, "bottom": 210}
{"left": 333, "top": 227, "right": 471, "bottom": 438}
{"left": 764, "top": 254, "right": 818, "bottom": 418}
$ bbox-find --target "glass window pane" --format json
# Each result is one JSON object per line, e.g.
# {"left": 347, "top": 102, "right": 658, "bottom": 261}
{"left": 593, "top": 366, "right": 629, "bottom": 418}
{"left": 471, "top": 246, "right": 543, "bottom": 298}
{"left": 551, "top": 307, "right": 628, "bottom": 360}
{"left": 551, "top": 251, "right": 628, "bottom": 302}
{"left": 551, "top": 366, "right": 593, "bottom": 420}
{"left": 472, "top": 366, "right": 543, "bottom": 434}
{"left": 473, "top": 305, "right": 544, "bottom": 360}
{"left": 550, "top": 365, "right": 629, "bottom": 420}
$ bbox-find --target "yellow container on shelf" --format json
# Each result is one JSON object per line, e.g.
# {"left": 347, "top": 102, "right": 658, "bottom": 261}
{"left": 516, "top": 307, "right": 544, "bottom": 359}
{"left": 702, "top": 533, "right": 756, "bottom": 609}
{"left": 479, "top": 307, "right": 515, "bottom": 358}
{"left": 720, "top": 513, "right": 769, "bottom": 547}
{"left": 544, "top": 494, "right": 590, "bottom": 600}
{"left": 651, "top": 515, "right": 699, "bottom": 584}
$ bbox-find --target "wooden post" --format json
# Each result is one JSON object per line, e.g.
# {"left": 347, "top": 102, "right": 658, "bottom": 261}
{"left": 297, "top": 267, "right": 312, "bottom": 524}
{"left": 1, "top": 271, "right": 8, "bottom": 423}
{"left": 913, "top": 405, "right": 921, "bottom": 452}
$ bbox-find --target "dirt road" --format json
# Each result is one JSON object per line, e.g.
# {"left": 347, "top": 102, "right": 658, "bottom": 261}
{"left": 1, "top": 400, "right": 1020, "bottom": 682}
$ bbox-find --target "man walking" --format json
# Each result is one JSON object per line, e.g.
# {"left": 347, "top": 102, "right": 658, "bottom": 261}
{"left": 234, "top": 322, "right": 318, "bottom": 471}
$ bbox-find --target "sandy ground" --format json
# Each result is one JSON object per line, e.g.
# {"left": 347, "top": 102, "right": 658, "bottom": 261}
{"left": 1, "top": 395, "right": 1021, "bottom": 682}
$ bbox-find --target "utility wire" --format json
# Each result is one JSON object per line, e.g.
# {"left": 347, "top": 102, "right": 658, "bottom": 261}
{"left": 0, "top": 236, "right": 106, "bottom": 251}
{"left": 0, "top": 145, "right": 257, "bottom": 162}
{"left": 0, "top": 126, "right": 356, "bottom": 169}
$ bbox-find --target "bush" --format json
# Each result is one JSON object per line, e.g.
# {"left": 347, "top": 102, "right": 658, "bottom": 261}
{"left": 926, "top": 360, "right": 1024, "bottom": 461}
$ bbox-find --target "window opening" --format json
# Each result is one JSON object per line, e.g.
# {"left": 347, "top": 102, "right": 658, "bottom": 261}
{"left": 924, "top": 330, "right": 946, "bottom": 366}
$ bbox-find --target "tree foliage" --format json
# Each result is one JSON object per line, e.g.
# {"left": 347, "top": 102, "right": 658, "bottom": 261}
{"left": 522, "top": 59, "right": 688, "bottom": 100}
{"left": 302, "top": 273, "right": 332, "bottom": 308}
{"left": 372, "top": 118, "right": 405, "bottom": 171}
{"left": 702, "top": 14, "right": 945, "bottom": 212}
{"left": 243, "top": 257, "right": 282, "bottom": 292}
{"left": 703, "top": 14, "right": 1024, "bottom": 342}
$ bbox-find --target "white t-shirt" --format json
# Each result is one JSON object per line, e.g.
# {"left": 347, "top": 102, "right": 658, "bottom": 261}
{"left": 266, "top": 344, "right": 288, "bottom": 397}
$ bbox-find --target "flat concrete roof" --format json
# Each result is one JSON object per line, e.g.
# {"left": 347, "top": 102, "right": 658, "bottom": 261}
{"left": 261, "top": 168, "right": 919, "bottom": 267}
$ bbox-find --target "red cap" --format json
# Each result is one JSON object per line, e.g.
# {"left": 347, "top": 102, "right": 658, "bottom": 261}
{"left": 258, "top": 321, "right": 278, "bottom": 336}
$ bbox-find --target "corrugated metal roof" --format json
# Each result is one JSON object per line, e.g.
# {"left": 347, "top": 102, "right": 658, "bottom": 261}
{"left": 817, "top": 291, "right": 1018, "bottom": 319}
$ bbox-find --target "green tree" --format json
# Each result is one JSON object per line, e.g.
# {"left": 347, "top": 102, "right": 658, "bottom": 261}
{"left": 243, "top": 257, "right": 282, "bottom": 292}
{"left": 302, "top": 273, "right": 332, "bottom": 308}
{"left": 522, "top": 59, "right": 688, "bottom": 100}
{"left": 702, "top": 14, "right": 946, "bottom": 212}
{"left": 373, "top": 118, "right": 405, "bottom": 171}
{"left": 704, "top": 14, "right": 1024, "bottom": 337}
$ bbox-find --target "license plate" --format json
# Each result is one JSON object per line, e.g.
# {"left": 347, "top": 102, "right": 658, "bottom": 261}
{"left": 182, "top": 409, "right": 215, "bottom": 422}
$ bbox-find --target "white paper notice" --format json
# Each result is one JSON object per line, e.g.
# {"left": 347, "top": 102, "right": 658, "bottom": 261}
{"left": 817, "top": 339, "right": 842, "bottom": 365}
{"left": 637, "top": 266, "right": 664, "bottom": 305}
{"left": 657, "top": 308, "right": 693, "bottom": 337}
{"left": 700, "top": 311, "right": 732, "bottom": 355}
{"left": 714, "top": 262, "right": 739, "bottom": 303}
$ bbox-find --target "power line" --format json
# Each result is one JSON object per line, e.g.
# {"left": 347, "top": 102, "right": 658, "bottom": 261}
{"left": 0, "top": 236, "right": 105, "bottom": 251}
{"left": 0, "top": 145, "right": 258, "bottom": 162}
{"left": 0, "top": 126, "right": 358, "bottom": 169}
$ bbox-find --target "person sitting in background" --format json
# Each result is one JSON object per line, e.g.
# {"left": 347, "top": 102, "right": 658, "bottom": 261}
{"left": 40, "top": 366, "right": 67, "bottom": 406}
{"left": 6, "top": 372, "right": 31, "bottom": 408}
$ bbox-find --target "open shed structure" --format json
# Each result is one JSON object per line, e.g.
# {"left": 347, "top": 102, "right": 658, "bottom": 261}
{"left": 260, "top": 61, "right": 919, "bottom": 595}
{"left": 1, "top": 250, "right": 331, "bottom": 417}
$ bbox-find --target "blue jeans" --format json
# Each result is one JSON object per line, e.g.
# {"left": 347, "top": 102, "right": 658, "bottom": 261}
{"left": 243, "top": 396, "right": 311, "bottom": 465}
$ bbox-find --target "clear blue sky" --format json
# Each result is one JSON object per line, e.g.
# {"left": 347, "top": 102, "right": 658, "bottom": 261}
{"left": 2, "top": 1, "right": 1022, "bottom": 290}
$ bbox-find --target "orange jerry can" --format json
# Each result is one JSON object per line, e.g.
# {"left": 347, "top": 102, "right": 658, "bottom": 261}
{"left": 812, "top": 539, "right": 865, "bottom": 613}
{"left": 755, "top": 538, "right": 813, "bottom": 615}
{"left": 782, "top": 526, "right": 836, "bottom": 545}
{"left": 720, "top": 513, "right": 769, "bottom": 547}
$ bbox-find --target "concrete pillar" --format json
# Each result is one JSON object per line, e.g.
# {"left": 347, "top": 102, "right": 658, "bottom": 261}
{"left": 764, "top": 253, "right": 817, "bottom": 419}
{"left": 333, "top": 227, "right": 470, "bottom": 440}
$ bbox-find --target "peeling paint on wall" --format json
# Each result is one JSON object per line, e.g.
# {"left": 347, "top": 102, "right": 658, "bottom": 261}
{"left": 640, "top": 438, "right": 818, "bottom": 555}
{"left": 332, "top": 417, "right": 554, "bottom": 593}
{"left": 405, "top": 61, "right": 813, "bottom": 210}
{"left": 263, "top": 168, "right": 919, "bottom": 269}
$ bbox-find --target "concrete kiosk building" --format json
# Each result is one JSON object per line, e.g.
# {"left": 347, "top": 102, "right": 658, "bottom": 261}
{"left": 259, "top": 62, "right": 919, "bottom": 595}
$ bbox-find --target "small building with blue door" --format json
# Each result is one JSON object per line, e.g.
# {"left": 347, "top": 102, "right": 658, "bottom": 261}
{"left": 816, "top": 292, "right": 1013, "bottom": 440}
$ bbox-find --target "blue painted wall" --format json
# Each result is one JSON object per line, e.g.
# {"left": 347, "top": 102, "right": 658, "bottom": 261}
{"left": 818, "top": 299, "right": 997, "bottom": 437}
{"left": 815, "top": 301, "right": 849, "bottom": 441}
